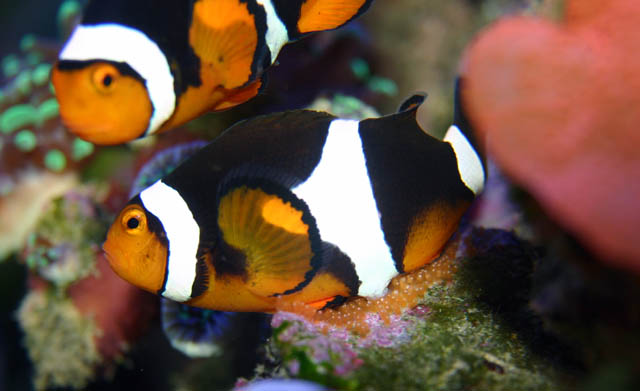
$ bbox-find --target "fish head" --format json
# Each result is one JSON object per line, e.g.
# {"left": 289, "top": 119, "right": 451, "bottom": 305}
{"left": 52, "top": 60, "right": 153, "bottom": 145}
{"left": 103, "top": 197, "right": 168, "bottom": 294}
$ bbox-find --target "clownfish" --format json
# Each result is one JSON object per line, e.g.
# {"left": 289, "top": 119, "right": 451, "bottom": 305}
{"left": 103, "top": 84, "right": 485, "bottom": 312}
{"left": 51, "top": 0, "right": 373, "bottom": 145}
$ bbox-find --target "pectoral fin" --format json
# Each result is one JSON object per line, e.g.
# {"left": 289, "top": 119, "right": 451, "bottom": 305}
{"left": 216, "top": 181, "right": 322, "bottom": 298}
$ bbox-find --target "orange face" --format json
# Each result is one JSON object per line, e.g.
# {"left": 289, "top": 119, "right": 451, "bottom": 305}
{"left": 51, "top": 61, "right": 153, "bottom": 145}
{"left": 103, "top": 202, "right": 167, "bottom": 294}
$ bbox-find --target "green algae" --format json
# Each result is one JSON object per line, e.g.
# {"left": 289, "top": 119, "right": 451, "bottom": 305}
{"left": 353, "top": 283, "right": 563, "bottom": 391}
{"left": 14, "top": 129, "right": 37, "bottom": 152}
{"left": 17, "top": 290, "right": 101, "bottom": 391}
{"left": 351, "top": 229, "right": 577, "bottom": 391}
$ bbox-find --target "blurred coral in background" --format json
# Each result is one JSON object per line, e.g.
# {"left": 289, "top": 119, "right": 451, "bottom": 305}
{"left": 463, "top": 0, "right": 640, "bottom": 270}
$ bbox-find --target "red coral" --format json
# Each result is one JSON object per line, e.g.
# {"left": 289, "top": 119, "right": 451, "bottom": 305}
{"left": 462, "top": 0, "right": 640, "bottom": 270}
{"left": 69, "top": 254, "right": 157, "bottom": 361}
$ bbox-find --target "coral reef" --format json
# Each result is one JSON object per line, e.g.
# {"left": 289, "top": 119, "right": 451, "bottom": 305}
{"left": 21, "top": 189, "right": 106, "bottom": 287}
{"left": 17, "top": 289, "right": 101, "bottom": 390}
{"left": 262, "top": 228, "right": 572, "bottom": 391}
{"left": 462, "top": 0, "right": 640, "bottom": 270}
{"left": 0, "top": 27, "right": 98, "bottom": 260}
{"left": 274, "top": 239, "right": 458, "bottom": 335}
{"left": 16, "top": 189, "right": 156, "bottom": 390}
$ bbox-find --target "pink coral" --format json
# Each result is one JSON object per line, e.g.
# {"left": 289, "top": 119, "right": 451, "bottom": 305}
{"left": 271, "top": 309, "right": 416, "bottom": 377}
{"left": 463, "top": 0, "right": 640, "bottom": 270}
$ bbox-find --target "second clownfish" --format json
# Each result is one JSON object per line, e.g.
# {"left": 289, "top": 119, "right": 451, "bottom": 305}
{"left": 103, "top": 82, "right": 486, "bottom": 313}
{"left": 51, "top": 0, "right": 373, "bottom": 145}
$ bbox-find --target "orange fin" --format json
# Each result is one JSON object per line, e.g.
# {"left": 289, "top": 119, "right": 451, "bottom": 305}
{"left": 213, "top": 78, "right": 263, "bottom": 111}
{"left": 306, "top": 296, "right": 337, "bottom": 310}
{"left": 298, "top": 0, "right": 372, "bottom": 34}
{"left": 402, "top": 201, "right": 470, "bottom": 272}
{"left": 189, "top": 0, "right": 258, "bottom": 88}
{"left": 217, "top": 183, "right": 321, "bottom": 298}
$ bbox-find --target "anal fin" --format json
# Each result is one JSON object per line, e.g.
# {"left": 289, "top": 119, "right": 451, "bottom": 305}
{"left": 213, "top": 78, "right": 263, "bottom": 111}
{"left": 402, "top": 200, "right": 470, "bottom": 272}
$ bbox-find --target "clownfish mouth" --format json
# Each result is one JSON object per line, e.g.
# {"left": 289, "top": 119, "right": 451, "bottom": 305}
{"left": 102, "top": 242, "right": 114, "bottom": 264}
{"left": 102, "top": 238, "right": 123, "bottom": 271}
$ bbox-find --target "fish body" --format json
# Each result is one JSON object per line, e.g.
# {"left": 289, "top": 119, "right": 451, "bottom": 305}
{"left": 103, "top": 88, "right": 485, "bottom": 312}
{"left": 52, "top": 0, "right": 373, "bottom": 145}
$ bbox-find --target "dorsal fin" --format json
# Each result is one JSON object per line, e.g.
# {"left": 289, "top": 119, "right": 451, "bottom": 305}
{"left": 397, "top": 93, "right": 427, "bottom": 114}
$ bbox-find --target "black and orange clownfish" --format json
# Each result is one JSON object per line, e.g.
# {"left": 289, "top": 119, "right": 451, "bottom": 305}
{"left": 103, "top": 83, "right": 486, "bottom": 312}
{"left": 51, "top": 0, "right": 373, "bottom": 145}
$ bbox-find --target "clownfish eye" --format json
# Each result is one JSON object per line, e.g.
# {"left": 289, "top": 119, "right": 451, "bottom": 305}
{"left": 103, "top": 74, "right": 113, "bottom": 87}
{"left": 91, "top": 64, "right": 119, "bottom": 93}
{"left": 127, "top": 217, "right": 140, "bottom": 229}
{"left": 121, "top": 206, "right": 146, "bottom": 234}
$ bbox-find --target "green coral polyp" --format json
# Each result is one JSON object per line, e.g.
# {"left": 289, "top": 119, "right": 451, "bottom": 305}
{"left": 15, "top": 71, "right": 33, "bottom": 95}
{"left": 0, "top": 104, "right": 39, "bottom": 134}
{"left": 32, "top": 64, "right": 52, "bottom": 86}
{"left": 14, "top": 129, "right": 37, "bottom": 151}
{"left": 71, "top": 138, "right": 94, "bottom": 161}
{"left": 2, "top": 54, "right": 20, "bottom": 78}
{"left": 20, "top": 34, "right": 37, "bottom": 52}
{"left": 37, "top": 98, "right": 60, "bottom": 123}
{"left": 44, "top": 149, "right": 67, "bottom": 172}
